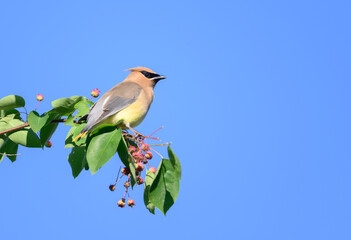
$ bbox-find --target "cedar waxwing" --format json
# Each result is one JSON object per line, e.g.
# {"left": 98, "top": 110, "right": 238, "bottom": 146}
{"left": 73, "top": 67, "right": 166, "bottom": 141}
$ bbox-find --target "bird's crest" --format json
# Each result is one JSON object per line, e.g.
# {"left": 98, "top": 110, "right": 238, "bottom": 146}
{"left": 126, "top": 67, "right": 156, "bottom": 74}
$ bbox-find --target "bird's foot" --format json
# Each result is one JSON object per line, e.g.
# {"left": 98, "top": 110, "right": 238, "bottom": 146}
{"left": 127, "top": 126, "right": 160, "bottom": 141}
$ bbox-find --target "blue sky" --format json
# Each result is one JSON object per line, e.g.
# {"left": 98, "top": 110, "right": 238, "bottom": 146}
{"left": 1, "top": 1, "right": 350, "bottom": 239}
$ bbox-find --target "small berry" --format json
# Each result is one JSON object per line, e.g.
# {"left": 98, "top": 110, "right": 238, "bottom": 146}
{"left": 121, "top": 167, "right": 130, "bottom": 175}
{"left": 135, "top": 162, "right": 144, "bottom": 172}
{"left": 127, "top": 199, "right": 135, "bottom": 207}
{"left": 124, "top": 181, "right": 130, "bottom": 188}
{"left": 36, "top": 94, "right": 44, "bottom": 101}
{"left": 141, "top": 143, "right": 150, "bottom": 152}
{"left": 91, "top": 88, "right": 101, "bottom": 98}
{"left": 128, "top": 145, "right": 137, "bottom": 153}
{"left": 150, "top": 167, "right": 157, "bottom": 174}
{"left": 137, "top": 176, "right": 144, "bottom": 185}
{"left": 132, "top": 151, "right": 139, "bottom": 158}
{"left": 117, "top": 199, "right": 125, "bottom": 208}
{"left": 44, "top": 140, "right": 52, "bottom": 148}
{"left": 142, "top": 159, "right": 148, "bottom": 164}
{"left": 109, "top": 185, "right": 116, "bottom": 191}
{"left": 145, "top": 151, "right": 153, "bottom": 160}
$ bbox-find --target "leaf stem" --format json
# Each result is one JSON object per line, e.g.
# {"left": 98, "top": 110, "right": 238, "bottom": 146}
{"left": 150, "top": 147, "right": 164, "bottom": 159}
{"left": 115, "top": 163, "right": 122, "bottom": 184}
{"left": 148, "top": 143, "right": 169, "bottom": 147}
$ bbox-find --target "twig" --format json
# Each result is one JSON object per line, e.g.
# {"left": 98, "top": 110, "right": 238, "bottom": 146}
{"left": 0, "top": 153, "right": 21, "bottom": 156}
{"left": 0, "top": 118, "right": 82, "bottom": 136}
{"left": 148, "top": 143, "right": 169, "bottom": 147}
{"left": 0, "top": 123, "right": 29, "bottom": 136}
{"left": 150, "top": 147, "right": 164, "bottom": 159}
{"left": 51, "top": 119, "right": 81, "bottom": 124}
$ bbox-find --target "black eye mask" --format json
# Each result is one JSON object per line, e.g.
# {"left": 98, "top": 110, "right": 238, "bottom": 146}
{"left": 140, "top": 71, "right": 160, "bottom": 79}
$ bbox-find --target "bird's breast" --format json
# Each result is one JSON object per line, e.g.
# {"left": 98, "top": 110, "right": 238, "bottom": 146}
{"left": 110, "top": 90, "right": 153, "bottom": 128}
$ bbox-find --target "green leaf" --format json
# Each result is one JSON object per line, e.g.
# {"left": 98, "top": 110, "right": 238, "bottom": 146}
{"left": 144, "top": 170, "right": 156, "bottom": 214}
{"left": 51, "top": 96, "right": 88, "bottom": 116}
{"left": 39, "top": 111, "right": 60, "bottom": 146}
{"left": 85, "top": 162, "right": 89, "bottom": 170}
{"left": 0, "top": 135, "right": 8, "bottom": 149}
{"left": 0, "top": 120, "right": 8, "bottom": 131}
{"left": 6, "top": 119, "right": 41, "bottom": 148}
{"left": 149, "top": 159, "right": 180, "bottom": 215}
{"left": 28, "top": 111, "right": 50, "bottom": 133}
{"left": 117, "top": 135, "right": 136, "bottom": 187}
{"left": 0, "top": 95, "right": 25, "bottom": 110}
{"left": 3, "top": 139, "right": 18, "bottom": 162}
{"left": 68, "top": 146, "right": 87, "bottom": 178}
{"left": 0, "top": 136, "right": 7, "bottom": 163}
{"left": 168, "top": 145, "right": 182, "bottom": 180}
{"left": 0, "top": 137, "right": 18, "bottom": 162}
{"left": 64, "top": 114, "right": 75, "bottom": 126}
{"left": 74, "top": 100, "right": 91, "bottom": 117}
{"left": 86, "top": 126, "right": 121, "bottom": 174}
{"left": 65, "top": 125, "right": 77, "bottom": 148}
{"left": 64, "top": 123, "right": 88, "bottom": 148}
{"left": 0, "top": 151, "right": 4, "bottom": 163}
{"left": 0, "top": 109, "right": 21, "bottom": 120}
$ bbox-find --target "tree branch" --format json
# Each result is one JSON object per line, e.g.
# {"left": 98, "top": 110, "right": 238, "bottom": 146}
{"left": 0, "top": 123, "right": 29, "bottom": 136}
{"left": 0, "top": 119, "right": 81, "bottom": 136}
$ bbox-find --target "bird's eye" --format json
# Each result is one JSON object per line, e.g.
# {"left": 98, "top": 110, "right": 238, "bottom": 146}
{"left": 141, "top": 71, "right": 159, "bottom": 79}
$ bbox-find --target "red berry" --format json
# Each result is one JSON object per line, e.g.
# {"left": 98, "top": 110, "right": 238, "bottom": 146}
{"left": 142, "top": 144, "right": 150, "bottom": 152}
{"left": 149, "top": 167, "right": 157, "bottom": 174}
{"left": 44, "top": 140, "right": 52, "bottom": 148}
{"left": 36, "top": 94, "right": 44, "bottom": 101}
{"left": 124, "top": 181, "right": 130, "bottom": 188}
{"left": 117, "top": 199, "right": 125, "bottom": 208}
{"left": 145, "top": 151, "right": 153, "bottom": 160}
{"left": 121, "top": 167, "right": 130, "bottom": 175}
{"left": 128, "top": 145, "right": 137, "bottom": 153}
{"left": 109, "top": 185, "right": 116, "bottom": 191}
{"left": 135, "top": 162, "right": 144, "bottom": 172}
{"left": 91, "top": 88, "right": 101, "bottom": 98}
{"left": 137, "top": 176, "right": 144, "bottom": 185}
{"left": 132, "top": 151, "right": 139, "bottom": 158}
{"left": 127, "top": 199, "right": 135, "bottom": 207}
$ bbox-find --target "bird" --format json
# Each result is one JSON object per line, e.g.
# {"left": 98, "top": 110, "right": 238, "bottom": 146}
{"left": 73, "top": 67, "right": 166, "bottom": 141}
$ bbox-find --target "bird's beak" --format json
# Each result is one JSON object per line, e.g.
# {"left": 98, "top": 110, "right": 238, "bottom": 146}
{"left": 152, "top": 75, "right": 166, "bottom": 83}
{"left": 156, "top": 75, "right": 166, "bottom": 80}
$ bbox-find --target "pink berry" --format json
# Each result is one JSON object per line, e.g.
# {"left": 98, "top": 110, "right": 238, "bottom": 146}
{"left": 127, "top": 199, "right": 135, "bottom": 207}
{"left": 149, "top": 167, "right": 157, "bottom": 174}
{"left": 135, "top": 162, "right": 144, "bottom": 172}
{"left": 117, "top": 199, "right": 125, "bottom": 208}
{"left": 145, "top": 151, "right": 153, "bottom": 160}
{"left": 109, "top": 185, "right": 116, "bottom": 191}
{"left": 44, "top": 140, "right": 52, "bottom": 148}
{"left": 124, "top": 181, "right": 130, "bottom": 188}
{"left": 36, "top": 94, "right": 44, "bottom": 101}
{"left": 91, "top": 88, "right": 101, "bottom": 98}
{"left": 128, "top": 145, "right": 137, "bottom": 153}
{"left": 121, "top": 167, "right": 130, "bottom": 175}
{"left": 142, "top": 144, "right": 150, "bottom": 152}
{"left": 137, "top": 176, "right": 144, "bottom": 185}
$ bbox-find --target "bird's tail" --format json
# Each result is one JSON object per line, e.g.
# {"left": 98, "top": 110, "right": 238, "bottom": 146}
{"left": 72, "top": 131, "right": 88, "bottom": 142}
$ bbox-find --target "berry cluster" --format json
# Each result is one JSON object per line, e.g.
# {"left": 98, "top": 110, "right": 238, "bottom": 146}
{"left": 109, "top": 142, "right": 158, "bottom": 209}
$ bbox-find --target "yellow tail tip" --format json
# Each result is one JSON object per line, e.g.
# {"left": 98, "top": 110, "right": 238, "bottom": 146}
{"left": 72, "top": 131, "right": 88, "bottom": 142}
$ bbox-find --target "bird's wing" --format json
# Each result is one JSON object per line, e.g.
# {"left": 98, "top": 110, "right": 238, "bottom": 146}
{"left": 83, "top": 82, "right": 142, "bottom": 131}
